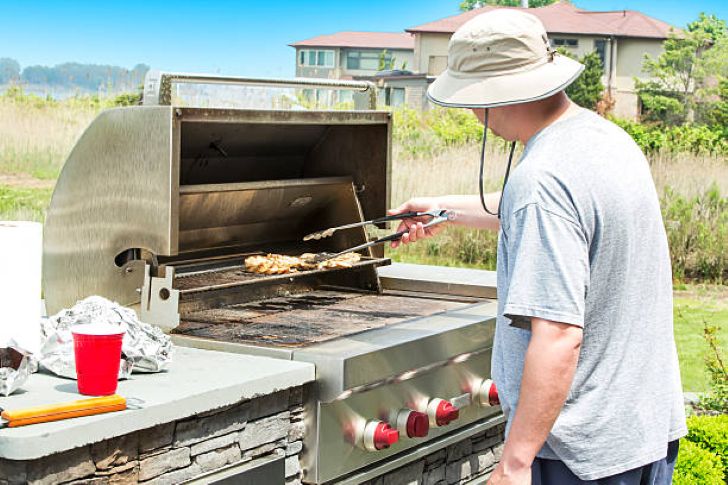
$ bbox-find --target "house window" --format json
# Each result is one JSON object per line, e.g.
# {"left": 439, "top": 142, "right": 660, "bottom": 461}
{"left": 594, "top": 39, "right": 607, "bottom": 67}
{"left": 552, "top": 38, "right": 579, "bottom": 48}
{"left": 346, "top": 50, "right": 391, "bottom": 71}
{"left": 384, "top": 87, "right": 405, "bottom": 107}
{"left": 299, "top": 49, "right": 335, "bottom": 68}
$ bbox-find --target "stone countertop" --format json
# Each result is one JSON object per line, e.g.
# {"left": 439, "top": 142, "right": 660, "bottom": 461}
{"left": 0, "top": 346, "right": 314, "bottom": 461}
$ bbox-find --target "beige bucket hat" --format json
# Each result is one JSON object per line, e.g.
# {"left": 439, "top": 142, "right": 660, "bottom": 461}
{"left": 428, "top": 9, "right": 584, "bottom": 108}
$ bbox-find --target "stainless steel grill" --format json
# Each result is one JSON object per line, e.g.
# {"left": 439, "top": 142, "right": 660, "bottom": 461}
{"left": 42, "top": 73, "right": 501, "bottom": 484}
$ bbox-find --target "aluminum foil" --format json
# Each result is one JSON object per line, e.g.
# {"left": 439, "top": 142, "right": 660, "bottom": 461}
{"left": 40, "top": 296, "right": 173, "bottom": 379}
{"left": 0, "top": 348, "right": 37, "bottom": 396}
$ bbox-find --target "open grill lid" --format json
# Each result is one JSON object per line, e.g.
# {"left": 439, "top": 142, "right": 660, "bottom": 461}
{"left": 43, "top": 104, "right": 392, "bottom": 316}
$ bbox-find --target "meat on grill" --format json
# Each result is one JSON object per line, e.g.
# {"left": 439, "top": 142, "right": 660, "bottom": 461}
{"left": 244, "top": 253, "right": 361, "bottom": 275}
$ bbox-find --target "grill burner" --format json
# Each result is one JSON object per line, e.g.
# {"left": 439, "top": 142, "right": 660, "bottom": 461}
{"left": 175, "top": 290, "right": 461, "bottom": 347}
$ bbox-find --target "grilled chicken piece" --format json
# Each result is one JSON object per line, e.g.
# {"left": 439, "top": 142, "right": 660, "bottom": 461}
{"left": 244, "top": 253, "right": 361, "bottom": 274}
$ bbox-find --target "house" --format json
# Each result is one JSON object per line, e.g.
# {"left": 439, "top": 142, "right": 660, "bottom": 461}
{"left": 290, "top": 3, "right": 676, "bottom": 117}
{"left": 402, "top": 2, "right": 676, "bottom": 118}
{"left": 289, "top": 32, "right": 414, "bottom": 105}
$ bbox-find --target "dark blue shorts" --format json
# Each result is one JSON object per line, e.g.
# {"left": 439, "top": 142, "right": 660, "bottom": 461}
{"left": 532, "top": 440, "right": 679, "bottom": 485}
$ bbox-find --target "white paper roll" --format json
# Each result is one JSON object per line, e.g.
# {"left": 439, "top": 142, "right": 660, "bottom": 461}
{"left": 0, "top": 221, "right": 42, "bottom": 354}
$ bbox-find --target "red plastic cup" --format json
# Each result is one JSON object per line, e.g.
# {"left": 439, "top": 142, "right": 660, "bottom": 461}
{"left": 72, "top": 324, "right": 125, "bottom": 396}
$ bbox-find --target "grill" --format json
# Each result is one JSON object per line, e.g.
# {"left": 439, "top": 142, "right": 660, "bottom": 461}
{"left": 42, "top": 73, "right": 500, "bottom": 484}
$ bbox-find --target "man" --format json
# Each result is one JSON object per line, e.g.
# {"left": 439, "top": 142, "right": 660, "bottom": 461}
{"left": 390, "top": 9, "right": 686, "bottom": 485}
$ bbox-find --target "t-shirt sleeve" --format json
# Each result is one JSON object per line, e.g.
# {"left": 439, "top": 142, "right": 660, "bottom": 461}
{"left": 502, "top": 203, "right": 589, "bottom": 329}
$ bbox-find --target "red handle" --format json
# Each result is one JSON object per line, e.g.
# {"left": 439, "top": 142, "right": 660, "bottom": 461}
{"left": 406, "top": 411, "right": 429, "bottom": 438}
{"left": 373, "top": 422, "right": 399, "bottom": 450}
{"left": 435, "top": 400, "right": 460, "bottom": 426}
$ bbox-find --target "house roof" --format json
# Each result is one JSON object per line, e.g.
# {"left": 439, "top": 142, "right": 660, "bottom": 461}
{"left": 406, "top": 2, "right": 676, "bottom": 39}
{"left": 289, "top": 32, "right": 415, "bottom": 50}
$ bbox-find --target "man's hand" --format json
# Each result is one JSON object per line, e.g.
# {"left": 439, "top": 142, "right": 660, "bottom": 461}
{"left": 487, "top": 463, "right": 531, "bottom": 485}
{"left": 388, "top": 197, "right": 450, "bottom": 248}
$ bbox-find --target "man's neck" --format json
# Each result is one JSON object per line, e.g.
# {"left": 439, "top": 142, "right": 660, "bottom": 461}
{"left": 517, "top": 94, "right": 579, "bottom": 144}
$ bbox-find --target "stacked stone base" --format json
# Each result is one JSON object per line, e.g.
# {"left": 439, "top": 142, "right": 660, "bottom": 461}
{"left": 363, "top": 423, "right": 506, "bottom": 485}
{"left": 0, "top": 386, "right": 305, "bottom": 485}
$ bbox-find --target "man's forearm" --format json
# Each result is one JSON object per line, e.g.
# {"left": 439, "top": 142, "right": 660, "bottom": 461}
{"left": 499, "top": 318, "right": 582, "bottom": 472}
{"left": 438, "top": 193, "right": 501, "bottom": 231}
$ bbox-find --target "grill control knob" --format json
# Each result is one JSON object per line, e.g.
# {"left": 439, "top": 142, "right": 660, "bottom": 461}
{"left": 363, "top": 421, "right": 399, "bottom": 451}
{"left": 427, "top": 398, "right": 460, "bottom": 427}
{"left": 476, "top": 379, "right": 500, "bottom": 407}
{"left": 396, "top": 409, "right": 430, "bottom": 438}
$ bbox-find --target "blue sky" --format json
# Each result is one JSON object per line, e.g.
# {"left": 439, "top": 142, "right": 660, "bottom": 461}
{"left": 1, "top": 0, "right": 726, "bottom": 77}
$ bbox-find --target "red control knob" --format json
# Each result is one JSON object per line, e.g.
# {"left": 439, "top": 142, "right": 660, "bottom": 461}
{"left": 374, "top": 423, "right": 399, "bottom": 449}
{"left": 476, "top": 379, "right": 500, "bottom": 407}
{"left": 396, "top": 410, "right": 430, "bottom": 438}
{"left": 427, "top": 398, "right": 460, "bottom": 427}
{"left": 487, "top": 381, "right": 500, "bottom": 406}
{"left": 363, "top": 421, "right": 399, "bottom": 451}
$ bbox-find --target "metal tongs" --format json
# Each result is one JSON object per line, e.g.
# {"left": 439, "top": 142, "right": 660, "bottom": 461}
{"left": 303, "top": 209, "right": 452, "bottom": 262}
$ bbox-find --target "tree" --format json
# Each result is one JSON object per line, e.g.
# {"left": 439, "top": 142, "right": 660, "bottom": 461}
{"left": 637, "top": 13, "right": 727, "bottom": 125}
{"left": 702, "top": 78, "right": 728, "bottom": 131}
{"left": 378, "top": 50, "right": 396, "bottom": 71}
{"left": 459, "top": 0, "right": 557, "bottom": 11}
{"left": 0, "top": 58, "right": 20, "bottom": 84}
{"left": 566, "top": 52, "right": 604, "bottom": 110}
{"left": 556, "top": 48, "right": 604, "bottom": 110}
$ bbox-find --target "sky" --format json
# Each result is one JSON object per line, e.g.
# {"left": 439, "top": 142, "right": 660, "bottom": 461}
{"left": 1, "top": 0, "right": 726, "bottom": 78}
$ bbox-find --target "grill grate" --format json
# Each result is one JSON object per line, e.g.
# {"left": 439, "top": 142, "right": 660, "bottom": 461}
{"left": 173, "top": 290, "right": 462, "bottom": 347}
{"left": 173, "top": 257, "right": 388, "bottom": 295}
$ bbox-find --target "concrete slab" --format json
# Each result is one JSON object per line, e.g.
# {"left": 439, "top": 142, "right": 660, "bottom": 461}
{"left": 0, "top": 346, "right": 314, "bottom": 460}
{"left": 378, "top": 263, "right": 497, "bottom": 299}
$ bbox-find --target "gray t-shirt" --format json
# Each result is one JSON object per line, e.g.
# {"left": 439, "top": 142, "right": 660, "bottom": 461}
{"left": 492, "top": 108, "right": 687, "bottom": 481}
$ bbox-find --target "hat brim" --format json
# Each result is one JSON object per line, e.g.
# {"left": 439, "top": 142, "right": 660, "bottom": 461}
{"left": 427, "top": 54, "right": 585, "bottom": 108}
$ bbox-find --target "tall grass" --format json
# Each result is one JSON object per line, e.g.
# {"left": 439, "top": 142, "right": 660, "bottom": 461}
{"left": 0, "top": 88, "right": 104, "bottom": 180}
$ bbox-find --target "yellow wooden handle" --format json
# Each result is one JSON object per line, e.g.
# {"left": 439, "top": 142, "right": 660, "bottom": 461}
{"left": 1, "top": 394, "right": 126, "bottom": 427}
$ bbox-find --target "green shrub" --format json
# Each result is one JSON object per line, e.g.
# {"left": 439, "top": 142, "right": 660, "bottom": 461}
{"left": 0, "top": 186, "right": 53, "bottom": 222}
{"left": 611, "top": 117, "right": 728, "bottom": 155}
{"left": 393, "top": 106, "right": 727, "bottom": 157}
{"left": 392, "top": 107, "right": 511, "bottom": 158}
{"left": 674, "top": 440, "right": 725, "bottom": 485}
{"left": 661, "top": 185, "right": 728, "bottom": 283}
{"left": 698, "top": 323, "right": 728, "bottom": 413}
{"left": 113, "top": 91, "right": 142, "bottom": 106}
{"left": 389, "top": 226, "right": 499, "bottom": 270}
{"left": 429, "top": 107, "right": 483, "bottom": 146}
{"left": 685, "top": 415, "right": 728, "bottom": 474}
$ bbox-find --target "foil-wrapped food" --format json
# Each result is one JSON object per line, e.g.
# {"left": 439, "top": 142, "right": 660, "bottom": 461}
{"left": 40, "top": 296, "right": 173, "bottom": 379}
{"left": 0, "top": 347, "right": 37, "bottom": 396}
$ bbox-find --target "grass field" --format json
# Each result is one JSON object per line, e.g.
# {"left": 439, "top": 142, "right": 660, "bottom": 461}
{"left": 673, "top": 286, "right": 728, "bottom": 391}
{"left": 0, "top": 94, "right": 725, "bottom": 391}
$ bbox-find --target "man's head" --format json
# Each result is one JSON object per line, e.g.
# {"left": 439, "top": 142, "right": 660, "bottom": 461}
{"left": 427, "top": 9, "right": 583, "bottom": 114}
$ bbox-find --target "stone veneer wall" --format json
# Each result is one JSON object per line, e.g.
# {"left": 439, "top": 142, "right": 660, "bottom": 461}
{"left": 362, "top": 422, "right": 506, "bottom": 485}
{"left": 0, "top": 386, "right": 306, "bottom": 485}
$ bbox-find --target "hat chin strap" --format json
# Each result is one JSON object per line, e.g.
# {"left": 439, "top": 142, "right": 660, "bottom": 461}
{"left": 479, "top": 108, "right": 517, "bottom": 219}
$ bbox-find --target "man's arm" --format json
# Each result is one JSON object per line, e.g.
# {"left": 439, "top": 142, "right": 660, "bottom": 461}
{"left": 489, "top": 318, "right": 583, "bottom": 485}
{"left": 438, "top": 193, "right": 502, "bottom": 231}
